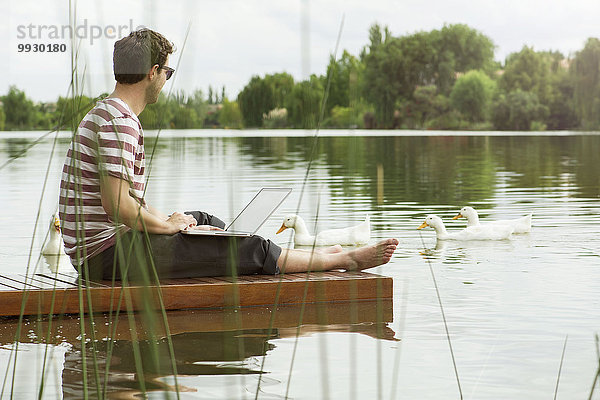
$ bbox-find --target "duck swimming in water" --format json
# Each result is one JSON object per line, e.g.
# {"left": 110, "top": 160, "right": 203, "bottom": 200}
{"left": 418, "top": 214, "right": 514, "bottom": 241}
{"left": 277, "top": 214, "right": 371, "bottom": 246}
{"left": 453, "top": 206, "right": 532, "bottom": 233}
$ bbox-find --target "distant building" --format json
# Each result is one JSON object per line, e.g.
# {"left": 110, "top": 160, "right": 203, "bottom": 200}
{"left": 206, "top": 104, "right": 223, "bottom": 115}
{"left": 559, "top": 58, "right": 572, "bottom": 70}
{"left": 37, "top": 102, "right": 57, "bottom": 113}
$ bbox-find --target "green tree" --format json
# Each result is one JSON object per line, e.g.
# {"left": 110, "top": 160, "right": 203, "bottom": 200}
{"left": 218, "top": 98, "right": 244, "bottom": 128}
{"left": 139, "top": 93, "right": 174, "bottom": 129}
{"left": 0, "top": 105, "right": 5, "bottom": 130}
{"left": 325, "top": 51, "right": 362, "bottom": 113}
{"left": 434, "top": 24, "right": 496, "bottom": 94}
{"left": 1, "top": 86, "right": 35, "bottom": 130}
{"left": 402, "top": 85, "right": 436, "bottom": 128}
{"left": 187, "top": 90, "right": 208, "bottom": 127}
{"left": 500, "top": 46, "right": 552, "bottom": 104}
{"left": 492, "top": 90, "right": 549, "bottom": 130}
{"left": 497, "top": 46, "right": 577, "bottom": 129}
{"left": 52, "top": 95, "right": 95, "bottom": 131}
{"left": 572, "top": 38, "right": 600, "bottom": 129}
{"left": 167, "top": 90, "right": 199, "bottom": 128}
{"left": 237, "top": 76, "right": 275, "bottom": 127}
{"left": 34, "top": 102, "right": 56, "bottom": 130}
{"left": 329, "top": 106, "right": 358, "bottom": 128}
{"left": 546, "top": 70, "right": 579, "bottom": 130}
{"left": 207, "top": 86, "right": 214, "bottom": 104}
{"left": 525, "top": 51, "right": 579, "bottom": 130}
{"left": 285, "top": 76, "right": 323, "bottom": 129}
{"left": 361, "top": 24, "right": 402, "bottom": 127}
{"left": 171, "top": 106, "right": 198, "bottom": 128}
{"left": 450, "top": 70, "right": 497, "bottom": 121}
{"left": 361, "top": 24, "right": 496, "bottom": 127}
{"left": 362, "top": 28, "right": 440, "bottom": 127}
{"left": 264, "top": 73, "right": 294, "bottom": 108}
{"left": 399, "top": 85, "right": 452, "bottom": 129}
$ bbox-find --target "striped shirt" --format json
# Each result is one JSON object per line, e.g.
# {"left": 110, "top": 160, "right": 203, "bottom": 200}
{"left": 59, "top": 97, "right": 146, "bottom": 266}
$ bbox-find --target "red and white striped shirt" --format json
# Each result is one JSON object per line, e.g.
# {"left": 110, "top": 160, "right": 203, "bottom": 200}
{"left": 59, "top": 97, "right": 146, "bottom": 266}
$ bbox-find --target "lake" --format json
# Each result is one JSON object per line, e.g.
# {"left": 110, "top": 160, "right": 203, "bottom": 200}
{"left": 0, "top": 129, "right": 599, "bottom": 399}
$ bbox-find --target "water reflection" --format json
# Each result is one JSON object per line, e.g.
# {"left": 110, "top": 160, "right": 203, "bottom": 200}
{"left": 41, "top": 253, "right": 76, "bottom": 274}
{"left": 0, "top": 301, "right": 394, "bottom": 398}
{"left": 2, "top": 133, "right": 599, "bottom": 213}
{"left": 235, "top": 135, "right": 600, "bottom": 204}
{"left": 418, "top": 237, "right": 521, "bottom": 264}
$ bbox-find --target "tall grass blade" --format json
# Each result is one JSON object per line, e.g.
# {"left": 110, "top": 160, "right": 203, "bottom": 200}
{"left": 553, "top": 335, "right": 568, "bottom": 400}
{"left": 254, "top": 15, "right": 345, "bottom": 399}
{"left": 588, "top": 334, "right": 600, "bottom": 400}
{"left": 389, "top": 280, "right": 409, "bottom": 400}
{"left": 418, "top": 232, "right": 463, "bottom": 399}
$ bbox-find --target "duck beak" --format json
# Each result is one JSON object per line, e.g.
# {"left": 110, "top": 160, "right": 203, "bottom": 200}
{"left": 276, "top": 224, "right": 287, "bottom": 234}
{"left": 53, "top": 217, "right": 61, "bottom": 233}
{"left": 417, "top": 222, "right": 429, "bottom": 230}
{"left": 452, "top": 213, "right": 463, "bottom": 220}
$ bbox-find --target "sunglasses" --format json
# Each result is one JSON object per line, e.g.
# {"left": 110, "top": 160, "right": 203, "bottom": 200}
{"left": 159, "top": 66, "right": 175, "bottom": 80}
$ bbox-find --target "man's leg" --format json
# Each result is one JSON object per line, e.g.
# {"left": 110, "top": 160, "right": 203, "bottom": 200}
{"left": 277, "top": 239, "right": 398, "bottom": 274}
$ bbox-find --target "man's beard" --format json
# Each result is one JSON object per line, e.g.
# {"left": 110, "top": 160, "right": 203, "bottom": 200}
{"left": 146, "top": 82, "right": 161, "bottom": 104}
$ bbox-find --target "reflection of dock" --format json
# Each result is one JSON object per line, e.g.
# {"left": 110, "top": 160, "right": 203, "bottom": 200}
{"left": 0, "top": 300, "right": 395, "bottom": 344}
{"left": 0, "top": 271, "right": 392, "bottom": 317}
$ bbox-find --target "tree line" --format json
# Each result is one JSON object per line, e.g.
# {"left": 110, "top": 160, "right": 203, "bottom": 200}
{"left": 0, "top": 85, "right": 241, "bottom": 131}
{"left": 3, "top": 23, "right": 600, "bottom": 131}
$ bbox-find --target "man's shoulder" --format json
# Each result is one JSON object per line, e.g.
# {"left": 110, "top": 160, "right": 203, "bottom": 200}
{"left": 89, "top": 98, "right": 141, "bottom": 129}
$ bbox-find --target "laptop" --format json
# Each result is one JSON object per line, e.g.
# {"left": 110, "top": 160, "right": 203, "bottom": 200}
{"left": 180, "top": 187, "right": 292, "bottom": 237}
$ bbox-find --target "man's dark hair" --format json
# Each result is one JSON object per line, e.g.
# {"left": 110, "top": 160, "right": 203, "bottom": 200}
{"left": 113, "top": 29, "right": 174, "bottom": 84}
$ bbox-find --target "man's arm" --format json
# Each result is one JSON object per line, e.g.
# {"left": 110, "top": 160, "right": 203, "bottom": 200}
{"left": 100, "top": 175, "right": 196, "bottom": 234}
{"left": 147, "top": 204, "right": 169, "bottom": 220}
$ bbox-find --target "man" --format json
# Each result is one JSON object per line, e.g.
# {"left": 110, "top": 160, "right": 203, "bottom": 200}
{"left": 59, "top": 28, "right": 398, "bottom": 281}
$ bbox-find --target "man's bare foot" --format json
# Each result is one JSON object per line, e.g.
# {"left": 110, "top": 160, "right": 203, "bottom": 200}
{"left": 320, "top": 244, "right": 343, "bottom": 254}
{"left": 343, "top": 239, "right": 398, "bottom": 271}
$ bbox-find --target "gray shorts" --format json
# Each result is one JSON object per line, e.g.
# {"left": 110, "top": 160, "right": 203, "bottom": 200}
{"left": 85, "top": 211, "right": 282, "bottom": 281}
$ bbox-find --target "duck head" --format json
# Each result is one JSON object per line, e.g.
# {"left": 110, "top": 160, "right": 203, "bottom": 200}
{"left": 453, "top": 206, "right": 478, "bottom": 224}
{"left": 277, "top": 214, "right": 298, "bottom": 234}
{"left": 417, "top": 215, "right": 444, "bottom": 231}
{"left": 51, "top": 212, "right": 61, "bottom": 234}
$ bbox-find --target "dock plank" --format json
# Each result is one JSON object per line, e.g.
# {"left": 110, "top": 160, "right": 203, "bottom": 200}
{"left": 17, "top": 274, "right": 78, "bottom": 290}
{"left": 0, "top": 271, "right": 393, "bottom": 317}
{"left": 50, "top": 273, "right": 112, "bottom": 288}
{"left": 0, "top": 275, "right": 43, "bottom": 290}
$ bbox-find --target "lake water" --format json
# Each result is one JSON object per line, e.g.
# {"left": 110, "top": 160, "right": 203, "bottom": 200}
{"left": 0, "top": 129, "right": 599, "bottom": 399}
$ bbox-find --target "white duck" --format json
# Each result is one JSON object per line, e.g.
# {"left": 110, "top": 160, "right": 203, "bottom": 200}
{"left": 276, "top": 214, "right": 371, "bottom": 246}
{"left": 41, "top": 211, "right": 65, "bottom": 255}
{"left": 418, "top": 214, "right": 514, "bottom": 241}
{"left": 453, "top": 206, "right": 532, "bottom": 233}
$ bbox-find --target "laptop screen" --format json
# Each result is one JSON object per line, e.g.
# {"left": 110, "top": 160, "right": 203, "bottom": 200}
{"left": 226, "top": 188, "right": 292, "bottom": 233}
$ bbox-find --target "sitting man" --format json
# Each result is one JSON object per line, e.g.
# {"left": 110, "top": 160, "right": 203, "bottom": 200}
{"left": 58, "top": 28, "right": 398, "bottom": 281}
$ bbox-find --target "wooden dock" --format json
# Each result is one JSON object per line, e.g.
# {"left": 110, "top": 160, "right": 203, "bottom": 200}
{"left": 0, "top": 271, "right": 393, "bottom": 317}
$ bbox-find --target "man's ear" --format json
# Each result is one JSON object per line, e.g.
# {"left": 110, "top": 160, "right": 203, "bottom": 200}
{"left": 147, "top": 64, "right": 159, "bottom": 80}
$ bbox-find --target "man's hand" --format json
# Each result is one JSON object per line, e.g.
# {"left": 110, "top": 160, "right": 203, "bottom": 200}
{"left": 188, "top": 224, "right": 224, "bottom": 231}
{"left": 166, "top": 212, "right": 198, "bottom": 233}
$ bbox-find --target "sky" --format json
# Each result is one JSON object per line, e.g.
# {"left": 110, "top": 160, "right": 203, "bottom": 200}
{"left": 3, "top": 0, "right": 600, "bottom": 102}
